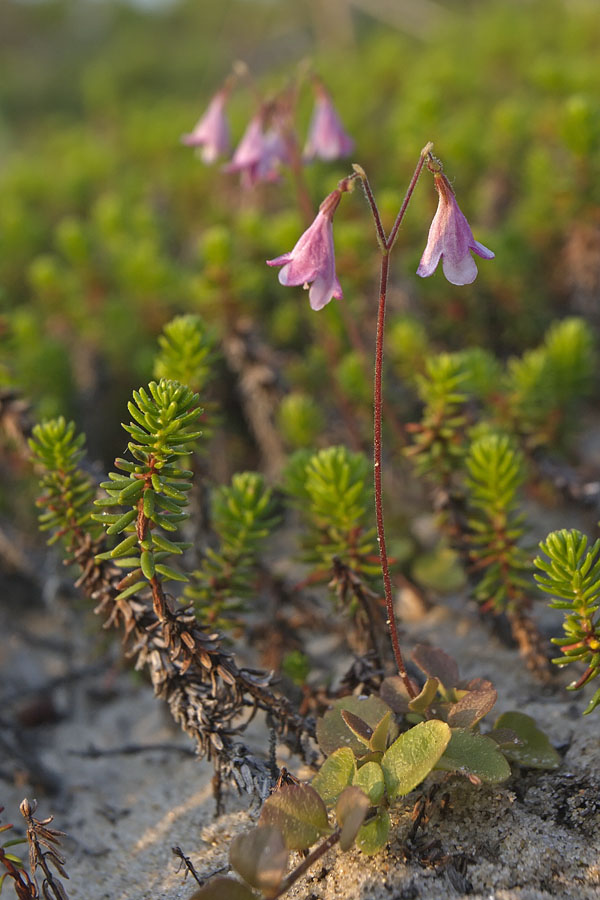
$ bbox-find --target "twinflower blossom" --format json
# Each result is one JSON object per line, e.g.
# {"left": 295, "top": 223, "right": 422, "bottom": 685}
{"left": 304, "top": 85, "right": 354, "bottom": 162}
{"left": 181, "top": 89, "right": 230, "bottom": 164}
{"left": 224, "top": 114, "right": 287, "bottom": 188}
{"left": 267, "top": 190, "right": 343, "bottom": 311}
{"left": 417, "top": 173, "right": 494, "bottom": 285}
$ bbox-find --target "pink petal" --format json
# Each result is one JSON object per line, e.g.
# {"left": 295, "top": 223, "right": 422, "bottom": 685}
{"left": 472, "top": 240, "right": 495, "bottom": 260}
{"left": 441, "top": 252, "right": 478, "bottom": 286}
{"left": 309, "top": 274, "right": 337, "bottom": 310}
{"left": 266, "top": 253, "right": 293, "bottom": 268}
{"left": 417, "top": 245, "right": 443, "bottom": 278}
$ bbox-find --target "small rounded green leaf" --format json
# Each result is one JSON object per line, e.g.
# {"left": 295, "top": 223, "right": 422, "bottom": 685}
{"left": 229, "top": 826, "right": 288, "bottom": 898}
{"left": 356, "top": 808, "right": 390, "bottom": 856}
{"left": 369, "top": 711, "right": 392, "bottom": 753}
{"left": 436, "top": 728, "right": 511, "bottom": 783}
{"left": 259, "top": 784, "right": 330, "bottom": 851}
{"left": 381, "top": 720, "right": 451, "bottom": 800}
{"left": 408, "top": 677, "right": 439, "bottom": 715}
{"left": 494, "top": 711, "right": 560, "bottom": 769}
{"left": 312, "top": 748, "right": 356, "bottom": 805}
{"left": 336, "top": 786, "right": 370, "bottom": 851}
{"left": 353, "top": 761, "right": 385, "bottom": 805}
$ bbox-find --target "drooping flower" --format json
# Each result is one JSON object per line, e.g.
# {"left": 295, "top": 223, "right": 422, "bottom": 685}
{"left": 256, "top": 128, "right": 289, "bottom": 182}
{"left": 304, "top": 84, "right": 354, "bottom": 162}
{"left": 181, "top": 89, "right": 231, "bottom": 164}
{"left": 417, "top": 173, "right": 494, "bottom": 285}
{"left": 223, "top": 113, "right": 287, "bottom": 188}
{"left": 267, "top": 190, "right": 343, "bottom": 311}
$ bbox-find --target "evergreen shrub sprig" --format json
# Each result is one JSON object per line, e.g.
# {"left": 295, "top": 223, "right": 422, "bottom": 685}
{"left": 535, "top": 529, "right": 600, "bottom": 714}
{"left": 185, "top": 472, "right": 280, "bottom": 628}
{"left": 465, "top": 433, "right": 531, "bottom": 612}
{"left": 29, "top": 416, "right": 99, "bottom": 546}
{"left": 283, "top": 446, "right": 378, "bottom": 579}
{"left": 92, "top": 379, "right": 201, "bottom": 612}
{"left": 153, "top": 313, "right": 217, "bottom": 394}
{"left": 405, "top": 353, "right": 468, "bottom": 484}
{"left": 153, "top": 313, "right": 219, "bottom": 441}
{"left": 503, "top": 317, "right": 595, "bottom": 448}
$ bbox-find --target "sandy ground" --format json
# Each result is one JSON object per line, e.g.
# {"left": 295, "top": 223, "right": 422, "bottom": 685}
{"left": 1, "top": 563, "right": 600, "bottom": 900}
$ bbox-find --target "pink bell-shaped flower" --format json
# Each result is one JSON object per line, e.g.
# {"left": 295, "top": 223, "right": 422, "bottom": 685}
{"left": 267, "top": 190, "right": 343, "bottom": 311}
{"left": 181, "top": 89, "right": 230, "bottom": 164}
{"left": 224, "top": 114, "right": 287, "bottom": 188}
{"left": 304, "top": 85, "right": 354, "bottom": 162}
{"left": 417, "top": 173, "right": 494, "bottom": 285}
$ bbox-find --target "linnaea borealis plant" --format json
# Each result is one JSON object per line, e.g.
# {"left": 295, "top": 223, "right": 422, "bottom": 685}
{"left": 23, "top": 65, "right": 598, "bottom": 900}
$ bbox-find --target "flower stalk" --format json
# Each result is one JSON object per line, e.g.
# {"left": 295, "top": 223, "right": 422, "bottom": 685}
{"left": 355, "top": 147, "right": 432, "bottom": 697}
{"left": 267, "top": 142, "right": 494, "bottom": 697}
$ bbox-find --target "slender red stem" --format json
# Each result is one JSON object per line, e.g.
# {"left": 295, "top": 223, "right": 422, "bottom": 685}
{"left": 387, "top": 143, "right": 433, "bottom": 251}
{"left": 373, "top": 250, "right": 415, "bottom": 696}
{"left": 362, "top": 146, "right": 433, "bottom": 697}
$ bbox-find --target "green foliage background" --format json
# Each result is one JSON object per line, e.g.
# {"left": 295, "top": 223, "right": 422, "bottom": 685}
{"left": 2, "top": 0, "right": 600, "bottom": 468}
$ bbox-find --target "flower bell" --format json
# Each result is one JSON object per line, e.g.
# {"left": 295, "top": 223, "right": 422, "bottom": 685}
{"left": 267, "top": 190, "right": 343, "bottom": 311}
{"left": 224, "top": 113, "right": 287, "bottom": 188}
{"left": 417, "top": 173, "right": 494, "bottom": 285}
{"left": 304, "top": 84, "right": 354, "bottom": 162}
{"left": 181, "top": 89, "right": 231, "bottom": 164}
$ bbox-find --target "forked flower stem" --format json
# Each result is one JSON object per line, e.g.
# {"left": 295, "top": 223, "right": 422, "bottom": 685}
{"left": 356, "top": 146, "right": 433, "bottom": 697}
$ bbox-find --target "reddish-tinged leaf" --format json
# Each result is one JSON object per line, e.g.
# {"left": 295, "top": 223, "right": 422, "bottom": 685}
{"left": 411, "top": 645, "right": 459, "bottom": 689}
{"left": 380, "top": 676, "right": 413, "bottom": 714}
{"left": 340, "top": 710, "right": 373, "bottom": 746}
{"left": 259, "top": 784, "right": 330, "bottom": 851}
{"left": 229, "top": 826, "right": 288, "bottom": 897}
{"left": 316, "top": 695, "right": 393, "bottom": 757}
{"left": 446, "top": 686, "right": 497, "bottom": 728}
{"left": 336, "top": 786, "right": 370, "bottom": 851}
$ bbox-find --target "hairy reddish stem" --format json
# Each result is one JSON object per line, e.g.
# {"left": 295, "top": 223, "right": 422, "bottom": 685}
{"left": 358, "top": 146, "right": 432, "bottom": 697}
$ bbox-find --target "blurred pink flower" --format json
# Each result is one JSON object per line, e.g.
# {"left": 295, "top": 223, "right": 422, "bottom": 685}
{"left": 417, "top": 173, "right": 494, "bottom": 285}
{"left": 304, "top": 85, "right": 354, "bottom": 162}
{"left": 181, "top": 89, "right": 230, "bottom": 164}
{"left": 223, "top": 114, "right": 288, "bottom": 188}
{"left": 267, "top": 190, "right": 343, "bottom": 311}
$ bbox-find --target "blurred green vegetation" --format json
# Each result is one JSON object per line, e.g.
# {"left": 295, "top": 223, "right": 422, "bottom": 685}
{"left": 1, "top": 0, "right": 599, "bottom": 472}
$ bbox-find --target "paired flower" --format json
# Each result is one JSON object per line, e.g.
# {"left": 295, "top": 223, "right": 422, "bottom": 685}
{"left": 304, "top": 84, "right": 354, "bottom": 162}
{"left": 417, "top": 172, "right": 494, "bottom": 286}
{"left": 224, "top": 113, "right": 288, "bottom": 188}
{"left": 267, "top": 190, "right": 343, "bottom": 311}
{"left": 181, "top": 89, "right": 230, "bottom": 164}
{"left": 267, "top": 168, "right": 494, "bottom": 310}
